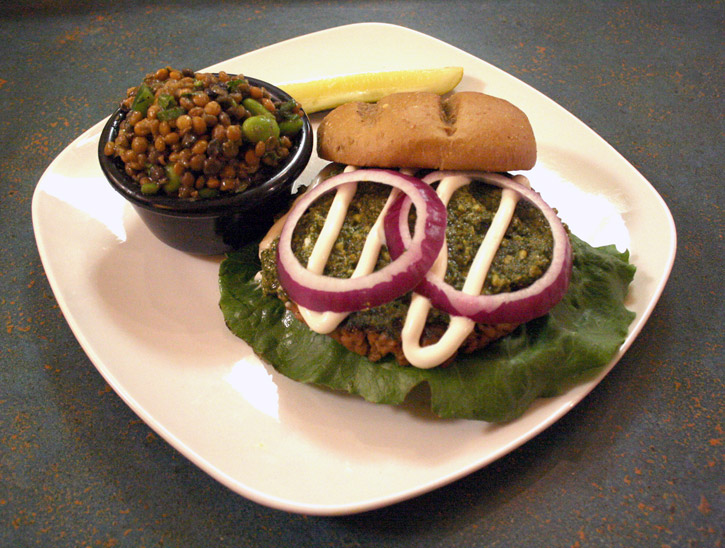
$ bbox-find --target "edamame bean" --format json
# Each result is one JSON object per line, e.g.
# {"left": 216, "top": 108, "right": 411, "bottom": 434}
{"left": 198, "top": 187, "right": 219, "bottom": 199}
{"left": 163, "top": 164, "right": 181, "bottom": 194}
{"left": 242, "top": 115, "right": 280, "bottom": 142}
{"left": 279, "top": 115, "right": 303, "bottom": 136}
{"left": 242, "top": 98, "right": 274, "bottom": 118}
{"left": 141, "top": 182, "right": 160, "bottom": 195}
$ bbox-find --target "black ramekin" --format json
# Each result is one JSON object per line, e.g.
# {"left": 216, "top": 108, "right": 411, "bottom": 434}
{"left": 98, "top": 76, "right": 313, "bottom": 255}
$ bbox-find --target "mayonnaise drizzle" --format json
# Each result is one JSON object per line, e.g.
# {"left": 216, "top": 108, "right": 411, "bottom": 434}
{"left": 271, "top": 165, "right": 530, "bottom": 368}
{"left": 296, "top": 165, "right": 399, "bottom": 334}
{"left": 401, "top": 174, "right": 528, "bottom": 368}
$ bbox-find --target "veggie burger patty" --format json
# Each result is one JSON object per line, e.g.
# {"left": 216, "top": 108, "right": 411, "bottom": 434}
{"left": 260, "top": 175, "right": 556, "bottom": 365}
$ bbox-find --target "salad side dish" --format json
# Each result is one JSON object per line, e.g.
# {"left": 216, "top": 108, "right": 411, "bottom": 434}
{"left": 103, "top": 67, "right": 305, "bottom": 200}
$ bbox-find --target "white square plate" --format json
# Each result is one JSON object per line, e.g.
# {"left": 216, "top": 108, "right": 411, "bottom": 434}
{"left": 32, "top": 23, "right": 676, "bottom": 515}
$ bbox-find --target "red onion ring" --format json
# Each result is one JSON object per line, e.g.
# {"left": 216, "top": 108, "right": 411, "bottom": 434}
{"left": 276, "top": 169, "right": 447, "bottom": 313}
{"left": 384, "top": 171, "right": 573, "bottom": 324}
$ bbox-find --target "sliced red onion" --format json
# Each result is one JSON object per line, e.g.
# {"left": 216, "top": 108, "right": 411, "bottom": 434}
{"left": 276, "top": 169, "right": 447, "bottom": 313}
{"left": 384, "top": 171, "right": 573, "bottom": 324}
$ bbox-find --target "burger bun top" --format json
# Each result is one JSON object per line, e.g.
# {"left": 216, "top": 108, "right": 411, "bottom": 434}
{"left": 317, "top": 91, "right": 537, "bottom": 172}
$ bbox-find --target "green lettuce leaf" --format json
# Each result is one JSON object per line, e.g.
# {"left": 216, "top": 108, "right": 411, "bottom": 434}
{"left": 219, "top": 234, "right": 635, "bottom": 422}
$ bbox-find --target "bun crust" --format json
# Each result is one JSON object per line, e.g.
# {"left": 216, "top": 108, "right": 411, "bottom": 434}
{"left": 317, "top": 91, "right": 536, "bottom": 171}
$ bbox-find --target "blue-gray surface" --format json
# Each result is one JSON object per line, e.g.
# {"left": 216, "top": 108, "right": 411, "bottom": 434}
{"left": 1, "top": 1, "right": 722, "bottom": 546}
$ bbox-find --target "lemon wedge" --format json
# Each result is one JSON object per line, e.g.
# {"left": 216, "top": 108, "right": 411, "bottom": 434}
{"left": 278, "top": 67, "right": 464, "bottom": 114}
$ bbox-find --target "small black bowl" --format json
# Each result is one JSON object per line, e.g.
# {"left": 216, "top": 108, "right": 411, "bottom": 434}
{"left": 98, "top": 77, "right": 313, "bottom": 255}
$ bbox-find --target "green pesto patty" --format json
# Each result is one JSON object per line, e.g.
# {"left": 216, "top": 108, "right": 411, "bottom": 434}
{"left": 260, "top": 178, "right": 554, "bottom": 338}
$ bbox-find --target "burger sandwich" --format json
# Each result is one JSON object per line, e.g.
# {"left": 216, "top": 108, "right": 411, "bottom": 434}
{"left": 219, "top": 91, "right": 636, "bottom": 422}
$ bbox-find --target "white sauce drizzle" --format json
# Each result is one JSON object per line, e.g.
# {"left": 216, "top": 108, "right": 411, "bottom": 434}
{"left": 269, "top": 164, "right": 530, "bottom": 368}
{"left": 401, "top": 174, "right": 528, "bottom": 368}
{"left": 296, "top": 166, "right": 360, "bottom": 333}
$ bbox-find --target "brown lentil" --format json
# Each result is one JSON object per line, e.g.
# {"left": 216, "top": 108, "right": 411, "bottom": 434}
{"left": 193, "top": 92, "right": 210, "bottom": 107}
{"left": 261, "top": 97, "right": 276, "bottom": 113}
{"left": 146, "top": 104, "right": 160, "bottom": 120}
{"left": 204, "top": 101, "right": 221, "bottom": 116}
{"left": 128, "top": 110, "right": 142, "bottom": 125}
{"left": 176, "top": 114, "right": 192, "bottom": 132}
{"left": 245, "top": 148, "right": 258, "bottom": 166}
{"left": 226, "top": 124, "right": 242, "bottom": 142}
{"left": 192, "top": 116, "right": 206, "bottom": 135}
{"left": 191, "top": 139, "right": 208, "bottom": 155}
{"left": 211, "top": 124, "right": 226, "bottom": 141}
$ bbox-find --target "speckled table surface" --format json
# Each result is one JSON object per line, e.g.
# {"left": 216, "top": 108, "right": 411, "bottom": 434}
{"left": 2, "top": 1, "right": 722, "bottom": 546}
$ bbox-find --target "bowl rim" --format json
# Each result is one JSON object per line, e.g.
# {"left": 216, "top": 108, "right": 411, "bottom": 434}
{"left": 98, "top": 75, "right": 313, "bottom": 217}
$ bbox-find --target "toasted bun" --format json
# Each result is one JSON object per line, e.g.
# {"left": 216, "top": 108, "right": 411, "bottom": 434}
{"left": 317, "top": 91, "right": 536, "bottom": 171}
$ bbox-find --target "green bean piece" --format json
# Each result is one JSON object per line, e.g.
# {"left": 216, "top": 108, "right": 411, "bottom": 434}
{"left": 130, "top": 83, "right": 154, "bottom": 116}
{"left": 242, "top": 115, "right": 280, "bottom": 142}
{"left": 156, "top": 106, "right": 186, "bottom": 121}
{"left": 227, "top": 78, "right": 247, "bottom": 92}
{"left": 140, "top": 182, "right": 160, "bottom": 195}
{"left": 278, "top": 100, "right": 297, "bottom": 114}
{"left": 163, "top": 164, "right": 181, "bottom": 194}
{"left": 242, "top": 98, "right": 274, "bottom": 118}
{"left": 279, "top": 115, "right": 303, "bottom": 136}
{"left": 157, "top": 93, "right": 177, "bottom": 110}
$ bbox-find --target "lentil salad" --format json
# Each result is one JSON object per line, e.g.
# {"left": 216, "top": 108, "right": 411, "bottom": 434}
{"left": 103, "top": 67, "right": 305, "bottom": 200}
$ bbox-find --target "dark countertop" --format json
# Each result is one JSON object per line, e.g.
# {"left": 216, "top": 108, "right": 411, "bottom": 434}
{"left": 1, "top": 1, "right": 722, "bottom": 546}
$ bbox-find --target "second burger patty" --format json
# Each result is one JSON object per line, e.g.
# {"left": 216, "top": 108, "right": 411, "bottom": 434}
{"left": 260, "top": 174, "right": 556, "bottom": 365}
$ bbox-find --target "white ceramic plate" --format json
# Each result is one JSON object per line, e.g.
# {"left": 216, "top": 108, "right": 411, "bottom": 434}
{"left": 32, "top": 23, "right": 676, "bottom": 515}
